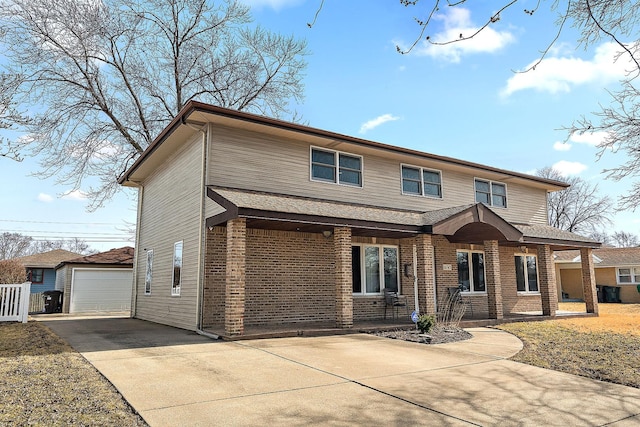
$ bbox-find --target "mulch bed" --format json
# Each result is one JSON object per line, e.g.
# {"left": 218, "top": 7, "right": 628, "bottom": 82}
{"left": 368, "top": 325, "right": 473, "bottom": 344}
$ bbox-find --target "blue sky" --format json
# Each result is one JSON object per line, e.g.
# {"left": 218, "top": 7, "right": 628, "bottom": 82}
{"left": 1, "top": 0, "right": 638, "bottom": 252}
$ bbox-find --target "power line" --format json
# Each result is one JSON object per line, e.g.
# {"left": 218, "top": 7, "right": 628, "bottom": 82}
{"left": 0, "top": 229, "right": 131, "bottom": 236}
{"left": 0, "top": 219, "right": 128, "bottom": 226}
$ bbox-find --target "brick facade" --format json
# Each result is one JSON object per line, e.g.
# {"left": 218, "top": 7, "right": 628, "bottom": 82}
{"left": 581, "top": 248, "right": 599, "bottom": 314}
{"left": 203, "top": 226, "right": 564, "bottom": 333}
{"left": 225, "top": 218, "right": 246, "bottom": 336}
{"left": 538, "top": 245, "right": 558, "bottom": 316}
{"left": 484, "top": 240, "right": 503, "bottom": 319}
{"left": 334, "top": 227, "right": 353, "bottom": 328}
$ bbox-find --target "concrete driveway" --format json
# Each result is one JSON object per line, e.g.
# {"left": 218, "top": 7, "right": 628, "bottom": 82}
{"left": 42, "top": 317, "right": 640, "bottom": 426}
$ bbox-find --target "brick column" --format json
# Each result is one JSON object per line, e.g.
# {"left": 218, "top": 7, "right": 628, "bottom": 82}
{"left": 538, "top": 245, "right": 558, "bottom": 317}
{"left": 334, "top": 227, "right": 353, "bottom": 328}
{"left": 580, "top": 247, "right": 599, "bottom": 315}
{"left": 399, "top": 239, "right": 416, "bottom": 312}
{"left": 484, "top": 240, "right": 503, "bottom": 319}
{"left": 415, "top": 234, "right": 436, "bottom": 315}
{"left": 225, "top": 218, "right": 246, "bottom": 336}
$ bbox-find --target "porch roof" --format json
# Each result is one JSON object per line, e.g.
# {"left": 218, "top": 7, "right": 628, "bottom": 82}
{"left": 206, "top": 186, "right": 600, "bottom": 248}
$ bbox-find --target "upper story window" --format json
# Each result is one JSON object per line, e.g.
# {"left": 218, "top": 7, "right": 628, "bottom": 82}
{"left": 401, "top": 165, "right": 442, "bottom": 198}
{"left": 311, "top": 147, "right": 362, "bottom": 187}
{"left": 475, "top": 179, "right": 507, "bottom": 208}
{"left": 617, "top": 267, "right": 640, "bottom": 284}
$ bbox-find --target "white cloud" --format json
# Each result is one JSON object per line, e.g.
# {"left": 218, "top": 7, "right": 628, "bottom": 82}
{"left": 37, "top": 193, "right": 54, "bottom": 203}
{"left": 409, "top": 8, "right": 515, "bottom": 62}
{"left": 501, "top": 42, "right": 634, "bottom": 97}
{"left": 239, "top": 0, "right": 303, "bottom": 10}
{"left": 569, "top": 131, "right": 608, "bottom": 147}
{"left": 553, "top": 141, "right": 572, "bottom": 151}
{"left": 61, "top": 190, "right": 88, "bottom": 201}
{"left": 359, "top": 114, "right": 400, "bottom": 134}
{"left": 552, "top": 161, "right": 588, "bottom": 177}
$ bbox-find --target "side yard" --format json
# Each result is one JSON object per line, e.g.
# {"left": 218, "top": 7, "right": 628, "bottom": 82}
{"left": 0, "top": 322, "right": 147, "bottom": 426}
{"left": 498, "top": 303, "right": 640, "bottom": 388}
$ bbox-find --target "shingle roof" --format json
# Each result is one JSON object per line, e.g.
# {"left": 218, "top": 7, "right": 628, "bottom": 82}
{"left": 213, "top": 188, "right": 426, "bottom": 226}
{"left": 514, "top": 224, "right": 598, "bottom": 245}
{"left": 208, "top": 187, "right": 599, "bottom": 248}
{"left": 57, "top": 246, "right": 134, "bottom": 269}
{"left": 555, "top": 247, "right": 640, "bottom": 266}
{"left": 14, "top": 249, "right": 84, "bottom": 269}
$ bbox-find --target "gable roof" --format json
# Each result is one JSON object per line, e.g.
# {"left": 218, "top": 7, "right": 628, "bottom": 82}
{"left": 56, "top": 246, "right": 135, "bottom": 269}
{"left": 206, "top": 186, "right": 598, "bottom": 248}
{"left": 555, "top": 247, "right": 640, "bottom": 267}
{"left": 14, "top": 249, "right": 84, "bottom": 269}
{"left": 119, "top": 101, "right": 569, "bottom": 193}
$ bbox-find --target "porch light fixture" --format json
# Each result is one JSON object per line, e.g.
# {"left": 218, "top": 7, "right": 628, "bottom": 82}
{"left": 322, "top": 230, "right": 333, "bottom": 238}
{"left": 520, "top": 245, "right": 528, "bottom": 253}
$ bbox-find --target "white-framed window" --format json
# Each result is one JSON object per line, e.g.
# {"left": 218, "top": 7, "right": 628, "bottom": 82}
{"left": 515, "top": 254, "right": 539, "bottom": 293}
{"left": 475, "top": 178, "right": 507, "bottom": 208}
{"left": 457, "top": 250, "right": 486, "bottom": 293}
{"left": 144, "top": 249, "right": 153, "bottom": 295}
{"left": 617, "top": 267, "right": 640, "bottom": 284}
{"left": 401, "top": 164, "right": 442, "bottom": 198}
{"left": 310, "top": 147, "right": 362, "bottom": 187}
{"left": 352, "top": 244, "right": 399, "bottom": 295}
{"left": 171, "top": 241, "right": 183, "bottom": 296}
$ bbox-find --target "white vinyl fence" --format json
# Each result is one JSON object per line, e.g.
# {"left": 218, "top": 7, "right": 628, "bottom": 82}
{"left": 0, "top": 282, "right": 31, "bottom": 323}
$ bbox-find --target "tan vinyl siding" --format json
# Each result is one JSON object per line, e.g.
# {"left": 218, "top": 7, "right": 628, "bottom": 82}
{"left": 135, "top": 134, "right": 204, "bottom": 331}
{"left": 208, "top": 124, "right": 549, "bottom": 225}
{"left": 205, "top": 198, "right": 226, "bottom": 218}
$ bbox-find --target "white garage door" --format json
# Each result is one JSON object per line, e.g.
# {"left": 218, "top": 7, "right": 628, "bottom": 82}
{"left": 70, "top": 268, "right": 133, "bottom": 314}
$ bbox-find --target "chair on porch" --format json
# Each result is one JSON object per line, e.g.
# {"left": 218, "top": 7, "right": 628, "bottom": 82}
{"left": 383, "top": 288, "right": 409, "bottom": 320}
{"left": 447, "top": 285, "right": 473, "bottom": 318}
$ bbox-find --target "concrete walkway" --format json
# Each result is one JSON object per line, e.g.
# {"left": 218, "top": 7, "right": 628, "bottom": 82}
{"left": 41, "top": 317, "right": 640, "bottom": 426}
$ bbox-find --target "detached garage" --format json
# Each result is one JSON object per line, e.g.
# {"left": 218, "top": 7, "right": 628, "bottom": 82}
{"left": 55, "top": 247, "right": 134, "bottom": 314}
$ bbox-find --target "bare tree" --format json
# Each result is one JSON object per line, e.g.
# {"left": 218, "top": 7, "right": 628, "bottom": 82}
{"left": 611, "top": 230, "right": 639, "bottom": 247}
{"left": 588, "top": 230, "right": 612, "bottom": 247}
{"left": 0, "top": 0, "right": 308, "bottom": 209}
{"left": 309, "top": 1, "right": 640, "bottom": 208}
{"left": 0, "top": 259, "right": 27, "bottom": 283}
{"left": 0, "top": 232, "right": 33, "bottom": 260}
{"left": 31, "top": 238, "right": 95, "bottom": 255}
{"left": 537, "top": 167, "right": 613, "bottom": 234}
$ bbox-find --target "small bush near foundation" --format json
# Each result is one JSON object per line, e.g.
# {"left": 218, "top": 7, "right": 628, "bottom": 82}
{"left": 417, "top": 314, "right": 436, "bottom": 334}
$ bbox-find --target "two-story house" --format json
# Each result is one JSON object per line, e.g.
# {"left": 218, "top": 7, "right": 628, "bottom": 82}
{"left": 119, "top": 101, "right": 600, "bottom": 337}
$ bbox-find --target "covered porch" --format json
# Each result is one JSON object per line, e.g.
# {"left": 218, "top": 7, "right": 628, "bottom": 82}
{"left": 202, "top": 187, "right": 600, "bottom": 337}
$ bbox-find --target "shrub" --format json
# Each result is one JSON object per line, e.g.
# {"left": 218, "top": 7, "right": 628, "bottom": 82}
{"left": 0, "top": 259, "right": 26, "bottom": 284}
{"left": 417, "top": 314, "right": 436, "bottom": 334}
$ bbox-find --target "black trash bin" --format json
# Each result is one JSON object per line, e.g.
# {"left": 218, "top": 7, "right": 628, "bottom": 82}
{"left": 43, "top": 290, "right": 63, "bottom": 313}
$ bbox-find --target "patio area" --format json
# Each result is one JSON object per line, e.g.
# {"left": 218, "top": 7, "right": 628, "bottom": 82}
{"left": 203, "top": 309, "right": 596, "bottom": 340}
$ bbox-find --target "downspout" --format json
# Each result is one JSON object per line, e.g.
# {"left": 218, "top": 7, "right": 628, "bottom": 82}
{"left": 130, "top": 183, "right": 144, "bottom": 319}
{"left": 413, "top": 244, "right": 419, "bottom": 314}
{"left": 193, "top": 123, "right": 208, "bottom": 332}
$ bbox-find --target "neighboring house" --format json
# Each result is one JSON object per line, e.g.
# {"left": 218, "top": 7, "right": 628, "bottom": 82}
{"left": 14, "top": 249, "right": 83, "bottom": 294}
{"left": 55, "top": 247, "right": 134, "bottom": 314}
{"left": 555, "top": 247, "right": 640, "bottom": 304}
{"left": 118, "top": 101, "right": 601, "bottom": 337}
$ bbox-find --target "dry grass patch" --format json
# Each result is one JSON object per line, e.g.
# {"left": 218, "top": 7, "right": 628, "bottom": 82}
{"left": 0, "top": 322, "right": 147, "bottom": 426}
{"left": 498, "top": 304, "right": 640, "bottom": 389}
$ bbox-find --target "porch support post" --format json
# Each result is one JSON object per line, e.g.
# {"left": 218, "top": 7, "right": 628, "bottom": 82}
{"left": 484, "top": 240, "right": 503, "bottom": 319}
{"left": 580, "top": 247, "right": 599, "bottom": 315}
{"left": 415, "top": 234, "right": 436, "bottom": 315}
{"left": 334, "top": 227, "right": 353, "bottom": 328}
{"left": 538, "top": 245, "right": 558, "bottom": 317}
{"left": 225, "top": 218, "right": 246, "bottom": 336}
